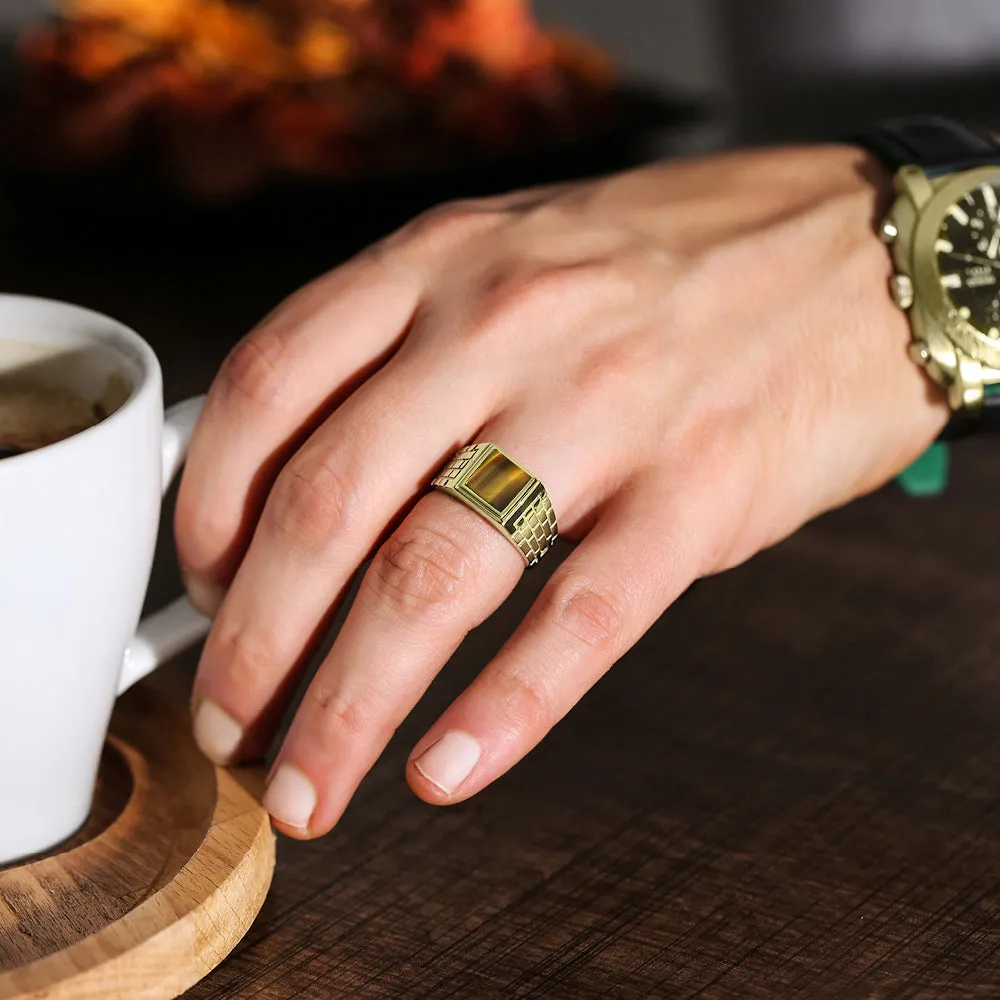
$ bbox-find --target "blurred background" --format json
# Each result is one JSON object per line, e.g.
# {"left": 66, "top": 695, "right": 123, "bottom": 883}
{"left": 0, "top": 0, "right": 713, "bottom": 402}
{"left": 1, "top": 1, "right": 997, "bottom": 256}
{"left": 0, "top": 0, "right": 998, "bottom": 623}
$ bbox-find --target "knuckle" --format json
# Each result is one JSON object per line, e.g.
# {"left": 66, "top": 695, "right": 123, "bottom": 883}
{"left": 674, "top": 411, "right": 751, "bottom": 497}
{"left": 217, "top": 329, "right": 287, "bottom": 409}
{"left": 175, "top": 496, "right": 234, "bottom": 574}
{"left": 546, "top": 581, "right": 626, "bottom": 651}
{"left": 571, "top": 335, "right": 647, "bottom": 402}
{"left": 457, "top": 265, "right": 567, "bottom": 352}
{"left": 266, "top": 456, "right": 357, "bottom": 555}
{"left": 213, "top": 626, "right": 275, "bottom": 694}
{"left": 308, "top": 684, "right": 373, "bottom": 744}
{"left": 493, "top": 668, "right": 556, "bottom": 735}
{"left": 477, "top": 262, "right": 586, "bottom": 326}
{"left": 468, "top": 259, "right": 641, "bottom": 354}
{"left": 397, "top": 201, "right": 499, "bottom": 253}
{"left": 672, "top": 416, "right": 767, "bottom": 573}
{"left": 368, "top": 525, "right": 476, "bottom": 616}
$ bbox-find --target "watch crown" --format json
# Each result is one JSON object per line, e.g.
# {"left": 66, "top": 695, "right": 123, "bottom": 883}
{"left": 890, "top": 274, "right": 914, "bottom": 310}
{"left": 880, "top": 217, "right": 899, "bottom": 244}
{"left": 909, "top": 339, "right": 931, "bottom": 366}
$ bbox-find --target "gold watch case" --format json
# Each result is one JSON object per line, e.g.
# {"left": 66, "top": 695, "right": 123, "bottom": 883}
{"left": 883, "top": 163, "right": 1000, "bottom": 413}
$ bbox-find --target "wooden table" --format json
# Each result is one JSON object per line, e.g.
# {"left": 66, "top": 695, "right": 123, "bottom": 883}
{"left": 5, "top": 166, "right": 1000, "bottom": 1000}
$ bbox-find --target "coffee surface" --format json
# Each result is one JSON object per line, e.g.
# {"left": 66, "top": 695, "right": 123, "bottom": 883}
{"left": 0, "top": 385, "right": 104, "bottom": 459}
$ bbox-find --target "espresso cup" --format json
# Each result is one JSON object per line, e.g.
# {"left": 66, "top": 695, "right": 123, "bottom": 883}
{"left": 0, "top": 295, "right": 212, "bottom": 865}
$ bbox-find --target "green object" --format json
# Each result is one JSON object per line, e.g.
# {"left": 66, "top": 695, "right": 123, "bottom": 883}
{"left": 896, "top": 441, "right": 949, "bottom": 497}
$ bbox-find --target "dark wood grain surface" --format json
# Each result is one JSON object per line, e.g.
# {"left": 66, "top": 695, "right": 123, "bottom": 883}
{"left": 165, "top": 437, "right": 1000, "bottom": 1000}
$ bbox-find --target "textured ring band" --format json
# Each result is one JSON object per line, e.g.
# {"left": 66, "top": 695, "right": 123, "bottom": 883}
{"left": 431, "top": 443, "right": 558, "bottom": 567}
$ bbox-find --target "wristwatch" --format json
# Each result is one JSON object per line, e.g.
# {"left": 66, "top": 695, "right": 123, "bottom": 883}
{"left": 856, "top": 115, "right": 1000, "bottom": 437}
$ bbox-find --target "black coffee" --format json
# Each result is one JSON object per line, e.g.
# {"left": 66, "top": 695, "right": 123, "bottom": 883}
{"left": 0, "top": 386, "right": 105, "bottom": 460}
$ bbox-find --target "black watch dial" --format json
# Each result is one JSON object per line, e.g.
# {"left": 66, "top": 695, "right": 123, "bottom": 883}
{"left": 936, "top": 182, "right": 1000, "bottom": 337}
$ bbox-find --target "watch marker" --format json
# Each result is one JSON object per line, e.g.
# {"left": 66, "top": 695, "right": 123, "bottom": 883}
{"left": 935, "top": 238, "right": 954, "bottom": 253}
{"left": 941, "top": 273, "right": 963, "bottom": 289}
{"left": 984, "top": 184, "right": 998, "bottom": 221}
{"left": 950, "top": 205, "right": 971, "bottom": 226}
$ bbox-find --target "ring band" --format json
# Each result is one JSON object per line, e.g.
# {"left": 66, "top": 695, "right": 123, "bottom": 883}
{"left": 431, "top": 443, "right": 558, "bottom": 567}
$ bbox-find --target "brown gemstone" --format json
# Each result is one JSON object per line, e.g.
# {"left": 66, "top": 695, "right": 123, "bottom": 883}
{"left": 465, "top": 450, "right": 531, "bottom": 514}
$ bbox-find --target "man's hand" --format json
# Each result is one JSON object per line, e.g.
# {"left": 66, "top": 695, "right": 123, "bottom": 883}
{"left": 175, "top": 144, "right": 947, "bottom": 838}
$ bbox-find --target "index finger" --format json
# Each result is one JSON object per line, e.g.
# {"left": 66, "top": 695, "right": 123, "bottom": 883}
{"left": 175, "top": 247, "right": 423, "bottom": 611}
{"left": 175, "top": 198, "right": 516, "bottom": 612}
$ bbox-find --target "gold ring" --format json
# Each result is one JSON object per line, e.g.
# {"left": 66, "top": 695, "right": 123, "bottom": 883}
{"left": 431, "top": 443, "right": 558, "bottom": 567}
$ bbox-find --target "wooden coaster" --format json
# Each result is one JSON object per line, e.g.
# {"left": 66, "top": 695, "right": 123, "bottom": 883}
{"left": 0, "top": 683, "right": 275, "bottom": 1000}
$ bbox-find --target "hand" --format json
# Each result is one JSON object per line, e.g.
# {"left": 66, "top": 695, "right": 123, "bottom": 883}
{"left": 175, "top": 144, "right": 947, "bottom": 838}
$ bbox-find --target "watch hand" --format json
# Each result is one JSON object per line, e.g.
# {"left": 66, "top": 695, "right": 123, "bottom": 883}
{"left": 988, "top": 229, "right": 1000, "bottom": 260}
{"left": 943, "top": 251, "right": 1000, "bottom": 269}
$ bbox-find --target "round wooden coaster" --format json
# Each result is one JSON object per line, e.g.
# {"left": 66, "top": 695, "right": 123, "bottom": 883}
{"left": 0, "top": 683, "right": 275, "bottom": 1000}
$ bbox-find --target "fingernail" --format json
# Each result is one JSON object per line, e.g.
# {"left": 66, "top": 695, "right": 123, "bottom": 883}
{"left": 413, "top": 731, "right": 481, "bottom": 795}
{"left": 181, "top": 569, "right": 226, "bottom": 618}
{"left": 193, "top": 700, "right": 244, "bottom": 765}
{"left": 263, "top": 763, "right": 317, "bottom": 830}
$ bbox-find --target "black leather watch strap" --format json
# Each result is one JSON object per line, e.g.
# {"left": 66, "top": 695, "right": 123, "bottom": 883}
{"left": 855, "top": 115, "right": 1000, "bottom": 176}
{"left": 981, "top": 384, "right": 1000, "bottom": 431}
{"left": 855, "top": 115, "right": 1000, "bottom": 438}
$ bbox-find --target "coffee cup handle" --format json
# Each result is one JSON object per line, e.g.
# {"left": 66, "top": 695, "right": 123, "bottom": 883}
{"left": 118, "top": 396, "right": 211, "bottom": 695}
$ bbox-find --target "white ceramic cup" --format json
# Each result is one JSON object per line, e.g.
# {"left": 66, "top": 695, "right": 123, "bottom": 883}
{"left": 0, "top": 295, "right": 212, "bottom": 865}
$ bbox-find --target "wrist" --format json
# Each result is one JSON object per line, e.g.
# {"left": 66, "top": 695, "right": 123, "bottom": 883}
{"left": 596, "top": 144, "right": 897, "bottom": 252}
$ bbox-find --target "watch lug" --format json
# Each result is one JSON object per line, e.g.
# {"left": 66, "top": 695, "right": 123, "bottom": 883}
{"left": 948, "top": 350, "right": 985, "bottom": 412}
{"left": 916, "top": 327, "right": 958, "bottom": 396}
{"left": 895, "top": 165, "right": 934, "bottom": 209}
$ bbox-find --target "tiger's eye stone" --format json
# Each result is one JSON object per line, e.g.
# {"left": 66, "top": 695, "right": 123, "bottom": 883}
{"left": 465, "top": 451, "right": 531, "bottom": 513}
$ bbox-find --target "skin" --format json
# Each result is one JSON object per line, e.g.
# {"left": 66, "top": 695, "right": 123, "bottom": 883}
{"left": 175, "top": 143, "right": 949, "bottom": 839}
